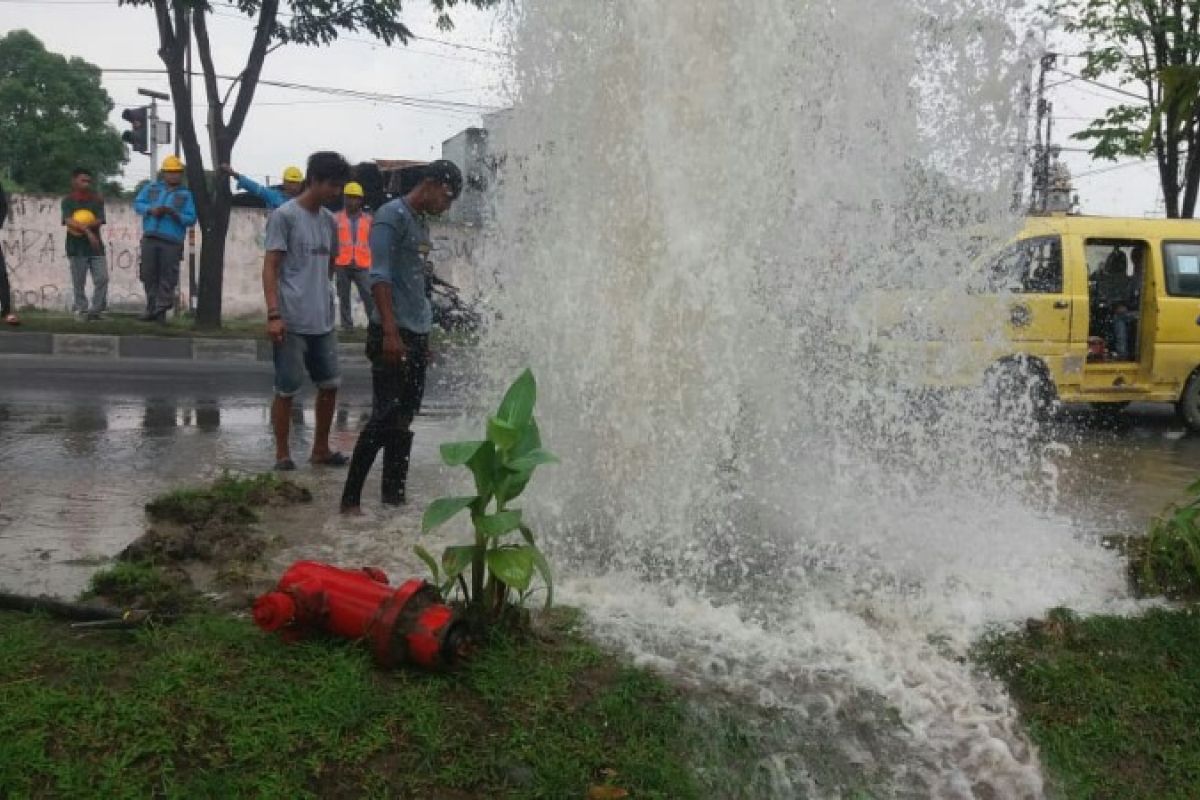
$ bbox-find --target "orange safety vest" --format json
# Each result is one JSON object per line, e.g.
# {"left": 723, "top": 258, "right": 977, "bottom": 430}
{"left": 335, "top": 211, "right": 372, "bottom": 269}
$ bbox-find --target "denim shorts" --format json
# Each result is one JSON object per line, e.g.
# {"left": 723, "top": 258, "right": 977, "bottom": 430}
{"left": 273, "top": 330, "right": 340, "bottom": 397}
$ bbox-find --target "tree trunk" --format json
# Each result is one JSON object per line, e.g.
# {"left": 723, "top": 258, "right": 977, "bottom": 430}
{"left": 1161, "top": 154, "right": 1181, "bottom": 218}
{"left": 195, "top": 198, "right": 230, "bottom": 328}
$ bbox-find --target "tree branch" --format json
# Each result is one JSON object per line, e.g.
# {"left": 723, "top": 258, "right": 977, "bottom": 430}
{"left": 150, "top": 0, "right": 176, "bottom": 60}
{"left": 192, "top": 9, "right": 223, "bottom": 115}
{"left": 227, "top": 0, "right": 279, "bottom": 142}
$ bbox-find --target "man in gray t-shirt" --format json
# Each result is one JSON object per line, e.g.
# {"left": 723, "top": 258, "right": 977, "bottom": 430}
{"left": 341, "top": 160, "right": 462, "bottom": 513}
{"left": 262, "top": 151, "right": 353, "bottom": 471}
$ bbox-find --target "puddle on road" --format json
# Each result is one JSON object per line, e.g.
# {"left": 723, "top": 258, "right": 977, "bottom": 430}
{"left": 0, "top": 386, "right": 469, "bottom": 597}
{"left": 2, "top": 391, "right": 1198, "bottom": 601}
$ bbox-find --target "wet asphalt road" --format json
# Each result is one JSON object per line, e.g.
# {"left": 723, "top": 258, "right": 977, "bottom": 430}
{"left": 2, "top": 353, "right": 1199, "bottom": 599}
{"left": 0, "top": 354, "right": 473, "bottom": 597}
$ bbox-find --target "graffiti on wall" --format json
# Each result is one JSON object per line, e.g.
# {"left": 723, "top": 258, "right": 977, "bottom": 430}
{"left": 2, "top": 194, "right": 484, "bottom": 317}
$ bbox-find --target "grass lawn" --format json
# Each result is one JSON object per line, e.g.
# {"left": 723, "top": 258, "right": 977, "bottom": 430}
{"left": 0, "top": 609, "right": 699, "bottom": 799}
{"left": 974, "top": 607, "right": 1200, "bottom": 800}
{"left": 4, "top": 310, "right": 476, "bottom": 347}
{"left": 5, "top": 309, "right": 291, "bottom": 340}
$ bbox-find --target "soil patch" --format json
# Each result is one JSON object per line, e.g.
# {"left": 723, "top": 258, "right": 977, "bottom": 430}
{"left": 89, "top": 473, "right": 312, "bottom": 613}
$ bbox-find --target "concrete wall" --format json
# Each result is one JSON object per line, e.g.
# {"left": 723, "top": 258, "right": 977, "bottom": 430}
{"left": 1, "top": 193, "right": 482, "bottom": 318}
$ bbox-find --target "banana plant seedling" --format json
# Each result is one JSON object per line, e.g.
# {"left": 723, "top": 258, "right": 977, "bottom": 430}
{"left": 416, "top": 369, "right": 557, "bottom": 621}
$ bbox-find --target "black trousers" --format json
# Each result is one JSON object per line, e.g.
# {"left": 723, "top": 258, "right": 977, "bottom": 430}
{"left": 340, "top": 325, "right": 429, "bottom": 507}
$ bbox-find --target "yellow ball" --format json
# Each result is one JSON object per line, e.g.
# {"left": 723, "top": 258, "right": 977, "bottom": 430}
{"left": 69, "top": 208, "right": 97, "bottom": 235}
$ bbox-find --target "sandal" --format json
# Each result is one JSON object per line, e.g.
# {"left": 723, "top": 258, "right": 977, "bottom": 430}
{"left": 311, "top": 452, "right": 349, "bottom": 467}
{"left": 274, "top": 458, "right": 297, "bottom": 471}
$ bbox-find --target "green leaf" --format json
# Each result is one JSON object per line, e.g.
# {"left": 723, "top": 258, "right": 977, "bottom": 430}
{"left": 485, "top": 546, "right": 535, "bottom": 592}
{"left": 487, "top": 416, "right": 521, "bottom": 451}
{"left": 441, "top": 440, "right": 486, "bottom": 466}
{"left": 506, "top": 447, "right": 559, "bottom": 472}
{"left": 413, "top": 545, "right": 440, "bottom": 583}
{"left": 467, "top": 440, "right": 498, "bottom": 500}
{"left": 421, "top": 495, "right": 477, "bottom": 533}
{"left": 441, "top": 545, "right": 478, "bottom": 580}
{"left": 495, "top": 468, "right": 534, "bottom": 506}
{"left": 497, "top": 369, "right": 537, "bottom": 429}
{"left": 511, "top": 417, "right": 543, "bottom": 459}
{"left": 475, "top": 509, "right": 524, "bottom": 538}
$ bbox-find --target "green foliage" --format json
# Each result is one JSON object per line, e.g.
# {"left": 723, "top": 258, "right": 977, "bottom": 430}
{"left": 84, "top": 562, "right": 199, "bottom": 614}
{"left": 0, "top": 610, "right": 701, "bottom": 798}
{"left": 1127, "top": 477, "right": 1200, "bottom": 599}
{"left": 145, "top": 471, "right": 311, "bottom": 527}
{"left": 0, "top": 30, "right": 126, "bottom": 191}
{"left": 974, "top": 606, "right": 1200, "bottom": 799}
{"left": 419, "top": 369, "right": 558, "bottom": 619}
{"left": 1056, "top": 0, "right": 1200, "bottom": 216}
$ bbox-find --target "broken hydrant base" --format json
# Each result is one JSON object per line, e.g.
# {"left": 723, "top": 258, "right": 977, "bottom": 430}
{"left": 253, "top": 561, "right": 466, "bottom": 671}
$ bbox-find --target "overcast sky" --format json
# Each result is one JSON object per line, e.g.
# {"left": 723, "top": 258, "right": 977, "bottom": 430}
{"left": 0, "top": 3, "right": 1167, "bottom": 217}
{"left": 0, "top": 0, "right": 510, "bottom": 187}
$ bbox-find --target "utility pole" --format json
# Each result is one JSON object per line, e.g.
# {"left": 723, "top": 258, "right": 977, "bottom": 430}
{"left": 1030, "top": 52, "right": 1056, "bottom": 214}
{"left": 1011, "top": 33, "right": 1038, "bottom": 213}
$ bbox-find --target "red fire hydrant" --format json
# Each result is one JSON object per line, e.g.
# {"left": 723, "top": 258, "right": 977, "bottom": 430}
{"left": 253, "top": 561, "right": 467, "bottom": 670}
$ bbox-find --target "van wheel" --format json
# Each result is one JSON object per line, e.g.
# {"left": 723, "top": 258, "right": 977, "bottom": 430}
{"left": 985, "top": 358, "right": 1056, "bottom": 422}
{"left": 1177, "top": 373, "right": 1200, "bottom": 432}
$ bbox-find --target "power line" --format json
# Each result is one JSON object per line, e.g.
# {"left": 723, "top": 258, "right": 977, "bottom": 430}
{"left": 97, "top": 67, "right": 501, "bottom": 115}
{"left": 1073, "top": 159, "right": 1155, "bottom": 179}
{"left": 1052, "top": 67, "right": 1147, "bottom": 103}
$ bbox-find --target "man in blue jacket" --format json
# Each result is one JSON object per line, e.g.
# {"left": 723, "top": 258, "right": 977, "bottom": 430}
{"left": 221, "top": 163, "right": 302, "bottom": 210}
{"left": 133, "top": 156, "right": 197, "bottom": 322}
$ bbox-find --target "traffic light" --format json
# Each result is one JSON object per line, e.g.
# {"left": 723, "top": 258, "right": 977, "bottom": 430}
{"left": 121, "top": 106, "right": 149, "bottom": 154}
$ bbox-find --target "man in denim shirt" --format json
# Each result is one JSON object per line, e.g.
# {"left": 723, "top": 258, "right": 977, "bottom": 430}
{"left": 221, "top": 163, "right": 303, "bottom": 210}
{"left": 341, "top": 160, "right": 462, "bottom": 512}
{"left": 133, "top": 156, "right": 197, "bottom": 321}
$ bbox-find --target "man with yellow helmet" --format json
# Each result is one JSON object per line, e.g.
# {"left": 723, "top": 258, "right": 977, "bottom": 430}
{"left": 133, "top": 155, "right": 197, "bottom": 322}
{"left": 220, "top": 163, "right": 303, "bottom": 210}
{"left": 60, "top": 167, "right": 108, "bottom": 321}
{"left": 333, "top": 181, "right": 375, "bottom": 329}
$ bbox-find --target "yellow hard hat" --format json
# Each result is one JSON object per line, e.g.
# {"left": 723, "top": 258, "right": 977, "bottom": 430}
{"left": 69, "top": 208, "right": 96, "bottom": 234}
{"left": 161, "top": 155, "right": 184, "bottom": 172}
{"left": 282, "top": 166, "right": 304, "bottom": 183}
{"left": 344, "top": 182, "right": 364, "bottom": 198}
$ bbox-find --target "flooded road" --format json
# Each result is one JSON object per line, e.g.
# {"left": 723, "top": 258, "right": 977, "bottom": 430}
{"left": 1, "top": 352, "right": 1198, "bottom": 600}
{"left": 0, "top": 354, "right": 474, "bottom": 597}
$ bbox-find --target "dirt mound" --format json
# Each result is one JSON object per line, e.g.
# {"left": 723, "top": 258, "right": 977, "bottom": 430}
{"left": 94, "top": 473, "right": 313, "bottom": 612}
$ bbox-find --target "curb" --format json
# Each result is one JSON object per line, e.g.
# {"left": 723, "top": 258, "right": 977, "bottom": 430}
{"left": 0, "top": 332, "right": 372, "bottom": 364}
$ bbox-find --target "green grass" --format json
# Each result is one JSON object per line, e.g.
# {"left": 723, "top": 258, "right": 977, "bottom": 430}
{"left": 145, "top": 472, "right": 311, "bottom": 527}
{"left": 974, "top": 606, "right": 1200, "bottom": 800}
{"left": 5, "top": 309, "right": 476, "bottom": 346}
{"left": 1126, "top": 479, "right": 1200, "bottom": 600}
{"left": 82, "top": 562, "right": 199, "bottom": 615}
{"left": 7, "top": 309, "right": 292, "bottom": 340}
{"left": 0, "top": 609, "right": 700, "bottom": 799}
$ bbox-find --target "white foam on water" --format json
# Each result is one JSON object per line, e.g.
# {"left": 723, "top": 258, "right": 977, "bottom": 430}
{"left": 476, "top": 1, "right": 1131, "bottom": 795}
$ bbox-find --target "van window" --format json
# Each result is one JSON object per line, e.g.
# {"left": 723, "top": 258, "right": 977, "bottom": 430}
{"left": 984, "top": 236, "right": 1063, "bottom": 294}
{"left": 1163, "top": 241, "right": 1200, "bottom": 297}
